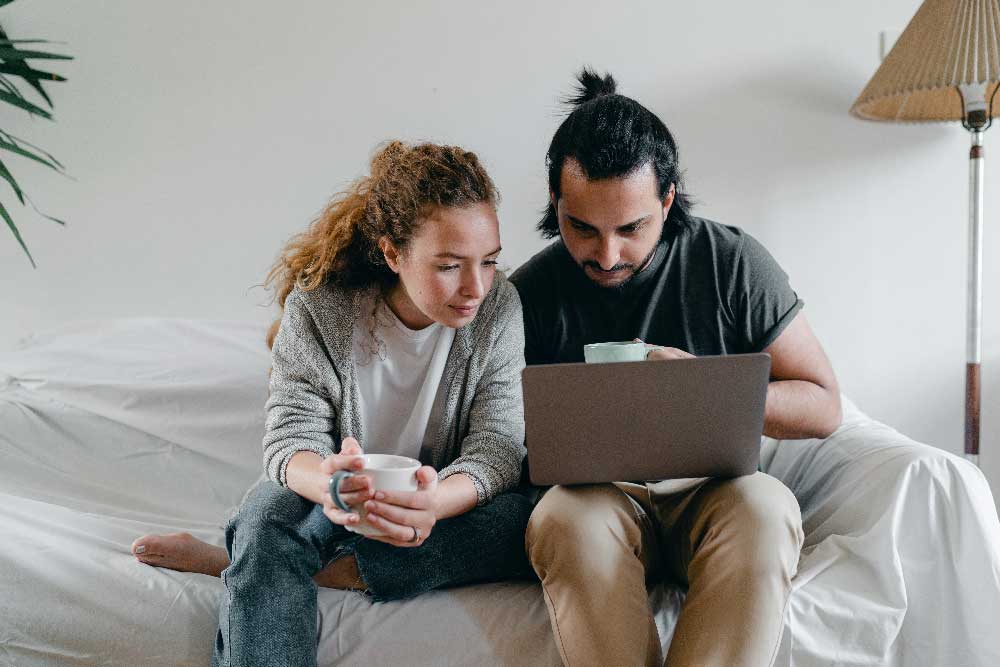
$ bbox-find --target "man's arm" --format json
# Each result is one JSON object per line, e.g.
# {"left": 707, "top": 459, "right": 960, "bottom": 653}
{"left": 761, "top": 311, "right": 841, "bottom": 440}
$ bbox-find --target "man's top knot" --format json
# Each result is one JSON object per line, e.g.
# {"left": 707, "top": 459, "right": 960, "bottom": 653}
{"left": 565, "top": 67, "right": 618, "bottom": 108}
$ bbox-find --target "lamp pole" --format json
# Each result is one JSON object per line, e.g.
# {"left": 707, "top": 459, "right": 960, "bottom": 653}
{"left": 966, "top": 125, "right": 985, "bottom": 467}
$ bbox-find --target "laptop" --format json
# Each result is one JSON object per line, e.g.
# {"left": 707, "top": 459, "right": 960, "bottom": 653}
{"left": 522, "top": 353, "right": 770, "bottom": 485}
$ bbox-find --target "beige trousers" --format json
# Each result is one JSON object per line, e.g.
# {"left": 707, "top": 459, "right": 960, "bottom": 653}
{"left": 526, "top": 473, "right": 804, "bottom": 667}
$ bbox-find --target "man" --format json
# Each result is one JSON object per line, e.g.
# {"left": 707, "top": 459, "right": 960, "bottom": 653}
{"left": 508, "top": 69, "right": 841, "bottom": 667}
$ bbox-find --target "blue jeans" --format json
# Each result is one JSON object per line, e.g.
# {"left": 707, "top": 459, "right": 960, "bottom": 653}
{"left": 211, "top": 479, "right": 534, "bottom": 667}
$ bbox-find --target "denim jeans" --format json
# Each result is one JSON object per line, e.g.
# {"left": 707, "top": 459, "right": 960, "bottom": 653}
{"left": 211, "top": 479, "right": 535, "bottom": 667}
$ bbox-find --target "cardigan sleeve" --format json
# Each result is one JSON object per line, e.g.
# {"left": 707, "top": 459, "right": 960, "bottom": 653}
{"left": 262, "top": 290, "right": 339, "bottom": 486}
{"left": 437, "top": 281, "right": 527, "bottom": 504}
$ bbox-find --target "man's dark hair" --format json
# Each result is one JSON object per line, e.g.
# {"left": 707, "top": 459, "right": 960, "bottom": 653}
{"left": 538, "top": 68, "right": 693, "bottom": 239}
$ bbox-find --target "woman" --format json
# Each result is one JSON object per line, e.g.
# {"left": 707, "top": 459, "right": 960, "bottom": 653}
{"left": 132, "top": 141, "right": 533, "bottom": 667}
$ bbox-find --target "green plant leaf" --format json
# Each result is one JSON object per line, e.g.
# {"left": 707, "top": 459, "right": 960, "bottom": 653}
{"left": 0, "top": 88, "right": 50, "bottom": 117}
{"left": 0, "top": 74, "right": 21, "bottom": 99}
{"left": 0, "top": 199, "right": 36, "bottom": 268}
{"left": 0, "top": 156, "right": 26, "bottom": 203}
{"left": 0, "top": 1, "right": 16, "bottom": 8}
{"left": 0, "top": 47, "right": 72, "bottom": 61}
{"left": 0, "top": 63, "right": 64, "bottom": 80}
{"left": 0, "top": 63, "right": 62, "bottom": 105}
{"left": 0, "top": 138, "right": 62, "bottom": 171}
{"left": 0, "top": 39, "right": 64, "bottom": 46}
{"left": 1, "top": 132, "right": 64, "bottom": 169}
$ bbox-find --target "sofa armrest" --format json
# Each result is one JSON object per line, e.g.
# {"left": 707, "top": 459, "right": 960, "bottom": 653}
{"left": 760, "top": 395, "right": 996, "bottom": 547}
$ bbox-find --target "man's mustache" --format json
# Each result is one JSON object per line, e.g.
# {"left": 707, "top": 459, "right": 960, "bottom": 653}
{"left": 583, "top": 261, "right": 633, "bottom": 273}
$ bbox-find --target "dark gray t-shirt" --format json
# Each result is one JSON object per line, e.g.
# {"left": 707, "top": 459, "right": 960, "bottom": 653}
{"left": 509, "top": 216, "right": 803, "bottom": 365}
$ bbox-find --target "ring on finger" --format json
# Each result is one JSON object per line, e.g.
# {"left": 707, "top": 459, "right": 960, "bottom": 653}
{"left": 409, "top": 526, "right": 420, "bottom": 543}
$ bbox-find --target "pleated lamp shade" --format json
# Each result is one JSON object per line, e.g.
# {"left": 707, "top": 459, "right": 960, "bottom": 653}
{"left": 851, "top": 0, "right": 1000, "bottom": 122}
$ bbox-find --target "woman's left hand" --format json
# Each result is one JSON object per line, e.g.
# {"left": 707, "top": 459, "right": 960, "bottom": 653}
{"left": 361, "top": 466, "right": 439, "bottom": 547}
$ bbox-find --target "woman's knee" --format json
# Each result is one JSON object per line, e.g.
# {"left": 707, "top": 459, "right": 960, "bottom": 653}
{"left": 227, "top": 480, "right": 314, "bottom": 548}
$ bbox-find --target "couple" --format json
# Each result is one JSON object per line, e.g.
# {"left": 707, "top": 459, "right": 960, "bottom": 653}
{"left": 132, "top": 69, "right": 841, "bottom": 667}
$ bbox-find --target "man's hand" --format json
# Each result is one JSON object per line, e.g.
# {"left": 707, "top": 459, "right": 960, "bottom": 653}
{"left": 635, "top": 339, "right": 695, "bottom": 361}
{"left": 319, "top": 437, "right": 373, "bottom": 528}
{"left": 359, "top": 466, "right": 440, "bottom": 548}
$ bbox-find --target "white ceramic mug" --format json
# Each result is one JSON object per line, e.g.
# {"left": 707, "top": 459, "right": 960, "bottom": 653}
{"left": 328, "top": 453, "right": 421, "bottom": 536}
{"left": 583, "top": 341, "right": 649, "bottom": 363}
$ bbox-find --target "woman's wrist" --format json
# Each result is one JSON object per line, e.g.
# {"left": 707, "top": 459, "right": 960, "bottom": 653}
{"left": 432, "top": 473, "right": 478, "bottom": 520}
{"left": 284, "top": 450, "right": 327, "bottom": 505}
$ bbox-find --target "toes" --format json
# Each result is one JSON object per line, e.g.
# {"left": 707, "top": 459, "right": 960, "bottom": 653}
{"left": 133, "top": 534, "right": 166, "bottom": 556}
{"left": 135, "top": 552, "right": 163, "bottom": 566}
{"left": 131, "top": 534, "right": 155, "bottom": 555}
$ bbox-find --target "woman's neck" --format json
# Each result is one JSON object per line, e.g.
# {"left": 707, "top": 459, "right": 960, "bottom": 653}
{"left": 383, "top": 282, "right": 434, "bottom": 330}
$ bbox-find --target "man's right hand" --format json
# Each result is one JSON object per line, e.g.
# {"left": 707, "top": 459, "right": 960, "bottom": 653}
{"left": 633, "top": 338, "right": 695, "bottom": 361}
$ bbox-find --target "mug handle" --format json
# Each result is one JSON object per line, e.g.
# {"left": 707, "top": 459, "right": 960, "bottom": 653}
{"left": 328, "top": 470, "right": 355, "bottom": 512}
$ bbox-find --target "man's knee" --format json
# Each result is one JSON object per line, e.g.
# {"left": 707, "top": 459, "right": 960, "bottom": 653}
{"left": 704, "top": 473, "right": 803, "bottom": 572}
{"left": 526, "top": 485, "right": 644, "bottom": 565}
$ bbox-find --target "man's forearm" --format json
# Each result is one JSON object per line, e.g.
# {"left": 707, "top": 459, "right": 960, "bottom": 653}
{"left": 763, "top": 379, "right": 842, "bottom": 440}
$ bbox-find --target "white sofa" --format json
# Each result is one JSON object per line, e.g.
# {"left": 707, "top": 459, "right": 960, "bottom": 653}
{"left": 1, "top": 319, "right": 998, "bottom": 666}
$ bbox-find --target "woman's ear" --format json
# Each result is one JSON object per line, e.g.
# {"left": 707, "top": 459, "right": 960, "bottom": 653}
{"left": 379, "top": 236, "right": 402, "bottom": 274}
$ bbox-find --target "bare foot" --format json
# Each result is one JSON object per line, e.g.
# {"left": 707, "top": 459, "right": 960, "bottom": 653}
{"left": 131, "top": 532, "right": 229, "bottom": 577}
{"left": 131, "top": 532, "right": 368, "bottom": 592}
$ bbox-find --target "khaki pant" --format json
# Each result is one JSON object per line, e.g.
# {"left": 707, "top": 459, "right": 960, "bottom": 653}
{"left": 526, "top": 473, "right": 804, "bottom": 667}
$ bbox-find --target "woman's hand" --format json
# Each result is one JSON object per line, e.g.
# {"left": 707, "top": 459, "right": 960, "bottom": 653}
{"left": 318, "top": 437, "right": 374, "bottom": 528}
{"left": 359, "top": 466, "right": 440, "bottom": 547}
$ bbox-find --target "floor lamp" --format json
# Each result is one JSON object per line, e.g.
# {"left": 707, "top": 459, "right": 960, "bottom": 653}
{"left": 851, "top": 0, "right": 1000, "bottom": 467}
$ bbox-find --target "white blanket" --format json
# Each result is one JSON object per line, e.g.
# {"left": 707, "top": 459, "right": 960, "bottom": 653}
{"left": 1, "top": 319, "right": 998, "bottom": 666}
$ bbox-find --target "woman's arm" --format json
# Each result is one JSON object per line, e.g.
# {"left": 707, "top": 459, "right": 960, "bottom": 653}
{"left": 437, "top": 282, "right": 527, "bottom": 505}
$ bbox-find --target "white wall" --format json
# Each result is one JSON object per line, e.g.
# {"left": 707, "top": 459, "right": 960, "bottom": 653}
{"left": 2, "top": 1, "right": 998, "bottom": 500}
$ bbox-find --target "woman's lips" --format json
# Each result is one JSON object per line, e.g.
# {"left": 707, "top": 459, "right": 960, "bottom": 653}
{"left": 449, "top": 304, "right": 478, "bottom": 314}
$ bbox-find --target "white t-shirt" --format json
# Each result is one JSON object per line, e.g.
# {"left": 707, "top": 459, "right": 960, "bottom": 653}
{"left": 352, "top": 296, "right": 455, "bottom": 459}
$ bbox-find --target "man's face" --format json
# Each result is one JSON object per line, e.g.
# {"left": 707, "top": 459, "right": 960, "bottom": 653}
{"left": 554, "top": 159, "right": 674, "bottom": 289}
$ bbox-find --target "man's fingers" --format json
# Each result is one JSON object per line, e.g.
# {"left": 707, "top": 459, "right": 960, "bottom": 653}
{"left": 645, "top": 346, "right": 694, "bottom": 361}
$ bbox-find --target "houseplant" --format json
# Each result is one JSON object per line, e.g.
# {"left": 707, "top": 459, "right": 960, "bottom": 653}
{"left": 0, "top": 0, "right": 71, "bottom": 267}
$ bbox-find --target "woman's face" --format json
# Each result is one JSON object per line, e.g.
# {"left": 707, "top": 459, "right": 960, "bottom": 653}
{"left": 381, "top": 202, "right": 502, "bottom": 330}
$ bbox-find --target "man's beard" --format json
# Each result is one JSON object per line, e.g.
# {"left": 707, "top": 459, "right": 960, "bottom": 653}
{"left": 580, "top": 243, "right": 659, "bottom": 291}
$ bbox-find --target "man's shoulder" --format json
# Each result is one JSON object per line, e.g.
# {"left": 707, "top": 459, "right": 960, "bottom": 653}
{"left": 678, "top": 216, "right": 750, "bottom": 256}
{"left": 509, "top": 240, "right": 569, "bottom": 291}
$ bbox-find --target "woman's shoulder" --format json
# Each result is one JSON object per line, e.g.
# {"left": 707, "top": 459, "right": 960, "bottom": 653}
{"left": 465, "top": 272, "right": 522, "bottom": 344}
{"left": 484, "top": 272, "right": 523, "bottom": 317}
{"left": 287, "top": 280, "right": 365, "bottom": 320}
{"left": 280, "top": 281, "right": 364, "bottom": 361}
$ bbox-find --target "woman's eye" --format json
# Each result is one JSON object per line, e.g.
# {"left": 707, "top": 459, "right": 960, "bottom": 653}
{"left": 437, "top": 265, "right": 460, "bottom": 272}
{"left": 483, "top": 260, "right": 499, "bottom": 267}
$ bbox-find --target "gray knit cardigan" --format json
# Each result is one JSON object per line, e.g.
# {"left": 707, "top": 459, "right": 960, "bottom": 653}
{"left": 262, "top": 273, "right": 526, "bottom": 505}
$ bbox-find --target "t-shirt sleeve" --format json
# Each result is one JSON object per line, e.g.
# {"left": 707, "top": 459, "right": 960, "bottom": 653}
{"left": 728, "top": 233, "right": 803, "bottom": 352}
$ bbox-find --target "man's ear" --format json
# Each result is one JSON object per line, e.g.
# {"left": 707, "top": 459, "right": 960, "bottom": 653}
{"left": 661, "top": 183, "right": 676, "bottom": 218}
{"left": 379, "top": 236, "right": 401, "bottom": 274}
{"left": 549, "top": 190, "right": 558, "bottom": 212}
